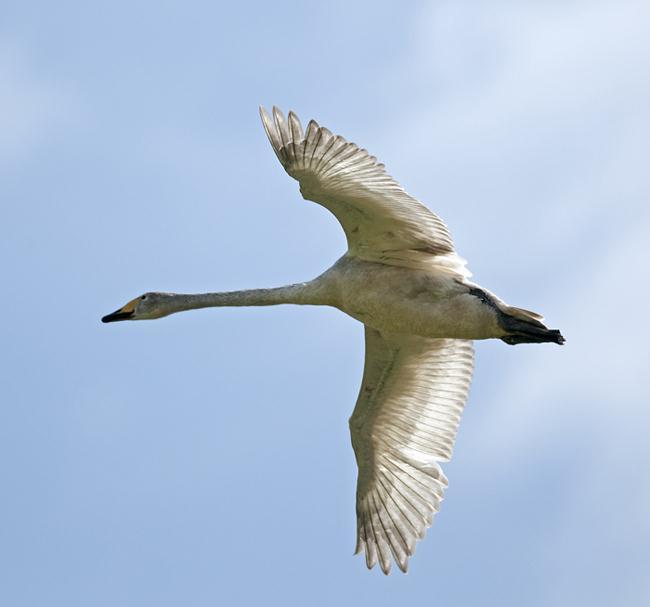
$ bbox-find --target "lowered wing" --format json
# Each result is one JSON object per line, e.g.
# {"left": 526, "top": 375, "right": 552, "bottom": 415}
{"left": 349, "top": 327, "right": 474, "bottom": 574}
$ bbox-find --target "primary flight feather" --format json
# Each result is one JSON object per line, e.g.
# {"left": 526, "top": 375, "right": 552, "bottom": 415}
{"left": 103, "top": 106, "right": 564, "bottom": 574}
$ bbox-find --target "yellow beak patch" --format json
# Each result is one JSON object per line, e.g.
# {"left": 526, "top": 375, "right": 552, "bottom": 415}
{"left": 120, "top": 297, "right": 140, "bottom": 313}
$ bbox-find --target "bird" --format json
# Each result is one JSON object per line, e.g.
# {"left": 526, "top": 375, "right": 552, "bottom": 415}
{"left": 102, "top": 106, "right": 564, "bottom": 574}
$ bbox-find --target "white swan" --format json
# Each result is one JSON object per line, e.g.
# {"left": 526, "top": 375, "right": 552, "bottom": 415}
{"left": 103, "top": 107, "right": 564, "bottom": 574}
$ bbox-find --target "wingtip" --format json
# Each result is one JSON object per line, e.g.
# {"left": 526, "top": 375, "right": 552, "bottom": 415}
{"left": 272, "top": 105, "right": 285, "bottom": 122}
{"left": 397, "top": 557, "right": 409, "bottom": 574}
{"left": 354, "top": 537, "right": 363, "bottom": 555}
{"left": 258, "top": 105, "right": 271, "bottom": 126}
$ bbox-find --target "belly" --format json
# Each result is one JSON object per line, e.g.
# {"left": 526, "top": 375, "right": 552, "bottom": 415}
{"left": 327, "top": 257, "right": 503, "bottom": 340}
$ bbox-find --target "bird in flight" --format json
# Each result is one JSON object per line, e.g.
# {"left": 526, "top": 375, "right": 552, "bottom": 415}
{"left": 103, "top": 107, "right": 564, "bottom": 574}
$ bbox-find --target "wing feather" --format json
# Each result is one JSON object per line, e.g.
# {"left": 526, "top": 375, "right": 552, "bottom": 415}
{"left": 349, "top": 327, "right": 474, "bottom": 574}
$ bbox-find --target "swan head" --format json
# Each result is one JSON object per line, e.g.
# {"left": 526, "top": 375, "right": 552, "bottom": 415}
{"left": 101, "top": 292, "right": 172, "bottom": 323}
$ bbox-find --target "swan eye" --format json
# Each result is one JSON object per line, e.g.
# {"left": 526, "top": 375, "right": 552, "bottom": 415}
{"left": 141, "top": 295, "right": 147, "bottom": 300}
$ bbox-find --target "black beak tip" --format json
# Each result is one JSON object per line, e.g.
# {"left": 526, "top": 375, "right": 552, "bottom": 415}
{"left": 101, "top": 310, "right": 134, "bottom": 323}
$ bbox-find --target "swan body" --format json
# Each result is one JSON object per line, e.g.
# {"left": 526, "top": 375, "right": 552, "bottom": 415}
{"left": 323, "top": 256, "right": 504, "bottom": 339}
{"left": 103, "top": 107, "right": 564, "bottom": 574}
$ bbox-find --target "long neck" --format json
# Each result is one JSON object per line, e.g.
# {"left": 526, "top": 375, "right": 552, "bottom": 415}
{"left": 161, "top": 281, "right": 329, "bottom": 315}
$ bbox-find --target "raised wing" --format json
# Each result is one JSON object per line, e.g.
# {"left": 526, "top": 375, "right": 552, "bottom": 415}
{"left": 349, "top": 328, "right": 474, "bottom": 574}
{"left": 260, "top": 106, "right": 468, "bottom": 276}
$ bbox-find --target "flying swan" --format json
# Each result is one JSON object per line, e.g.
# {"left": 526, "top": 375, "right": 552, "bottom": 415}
{"left": 102, "top": 107, "right": 564, "bottom": 574}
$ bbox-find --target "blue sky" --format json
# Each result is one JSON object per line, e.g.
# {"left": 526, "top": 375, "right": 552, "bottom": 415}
{"left": 1, "top": 1, "right": 649, "bottom": 605}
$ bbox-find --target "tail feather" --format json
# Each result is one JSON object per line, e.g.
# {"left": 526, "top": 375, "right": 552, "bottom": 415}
{"left": 467, "top": 285, "right": 564, "bottom": 346}
{"left": 499, "top": 313, "right": 565, "bottom": 345}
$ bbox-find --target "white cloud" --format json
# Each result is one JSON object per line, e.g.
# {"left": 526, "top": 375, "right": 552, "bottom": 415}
{"left": 384, "top": 0, "right": 650, "bottom": 491}
{"left": 382, "top": 0, "right": 650, "bottom": 231}
{"left": 389, "top": 0, "right": 650, "bottom": 462}
{"left": 376, "top": 3, "right": 650, "bottom": 601}
{"left": 470, "top": 215, "right": 650, "bottom": 461}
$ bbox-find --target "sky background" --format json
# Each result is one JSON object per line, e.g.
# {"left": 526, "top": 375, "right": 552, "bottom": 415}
{"left": 1, "top": 1, "right": 649, "bottom": 605}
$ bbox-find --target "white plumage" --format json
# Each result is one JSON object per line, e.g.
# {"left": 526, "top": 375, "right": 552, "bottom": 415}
{"left": 103, "top": 107, "right": 564, "bottom": 574}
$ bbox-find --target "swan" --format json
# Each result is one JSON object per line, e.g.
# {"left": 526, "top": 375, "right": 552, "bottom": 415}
{"left": 102, "top": 106, "right": 564, "bottom": 574}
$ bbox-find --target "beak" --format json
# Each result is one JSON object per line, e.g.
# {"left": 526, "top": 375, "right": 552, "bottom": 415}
{"left": 101, "top": 308, "right": 135, "bottom": 323}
